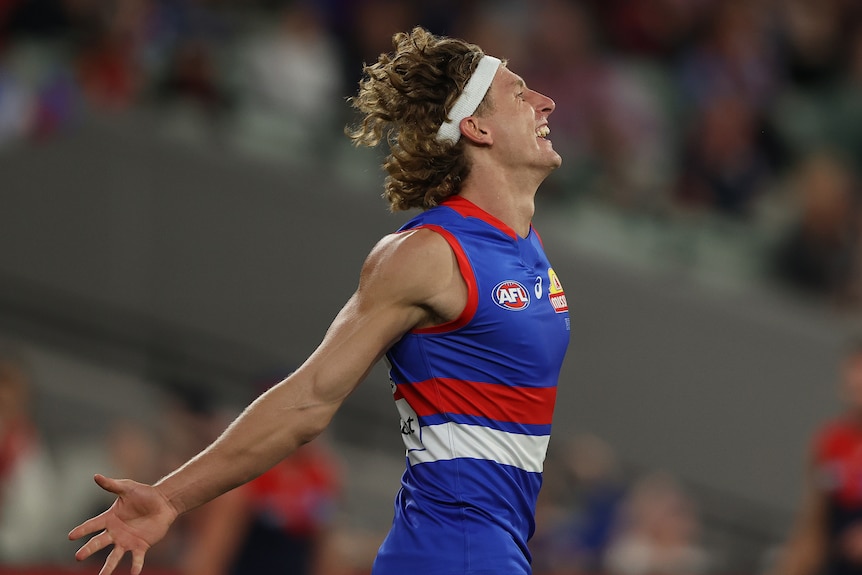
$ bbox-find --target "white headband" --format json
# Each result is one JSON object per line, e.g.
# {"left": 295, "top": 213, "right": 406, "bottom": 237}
{"left": 435, "top": 55, "right": 502, "bottom": 144}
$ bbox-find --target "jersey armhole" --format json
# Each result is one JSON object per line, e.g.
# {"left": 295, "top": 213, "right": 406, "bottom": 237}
{"left": 409, "top": 224, "right": 478, "bottom": 334}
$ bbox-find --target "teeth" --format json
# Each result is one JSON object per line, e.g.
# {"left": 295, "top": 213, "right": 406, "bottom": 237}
{"left": 537, "top": 126, "right": 550, "bottom": 138}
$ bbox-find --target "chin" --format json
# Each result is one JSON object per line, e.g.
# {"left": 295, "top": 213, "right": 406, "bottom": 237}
{"left": 539, "top": 139, "right": 561, "bottom": 164}
{"left": 546, "top": 151, "right": 563, "bottom": 170}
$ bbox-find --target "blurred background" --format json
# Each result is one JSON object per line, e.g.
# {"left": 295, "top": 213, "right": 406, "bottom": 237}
{"left": 2, "top": 0, "right": 862, "bottom": 573}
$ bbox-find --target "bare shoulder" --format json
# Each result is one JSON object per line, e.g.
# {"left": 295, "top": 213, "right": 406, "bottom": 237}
{"left": 361, "top": 228, "right": 458, "bottom": 295}
{"left": 359, "top": 227, "right": 466, "bottom": 325}
{"left": 367, "top": 226, "right": 452, "bottom": 269}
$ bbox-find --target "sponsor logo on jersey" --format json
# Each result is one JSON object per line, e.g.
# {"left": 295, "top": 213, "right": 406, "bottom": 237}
{"left": 547, "top": 268, "right": 568, "bottom": 313}
{"left": 492, "top": 280, "right": 530, "bottom": 311}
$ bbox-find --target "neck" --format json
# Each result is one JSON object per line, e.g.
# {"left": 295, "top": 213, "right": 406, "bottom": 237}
{"left": 459, "top": 165, "right": 542, "bottom": 238}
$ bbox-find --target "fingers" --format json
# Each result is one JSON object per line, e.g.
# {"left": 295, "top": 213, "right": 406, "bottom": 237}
{"left": 130, "top": 548, "right": 147, "bottom": 575}
{"left": 74, "top": 529, "right": 112, "bottom": 561}
{"left": 69, "top": 509, "right": 109, "bottom": 541}
{"left": 72, "top": 527, "right": 148, "bottom": 575}
{"left": 70, "top": 473, "right": 152, "bottom": 575}
{"left": 69, "top": 474, "right": 123, "bottom": 541}
{"left": 99, "top": 546, "right": 126, "bottom": 575}
{"left": 94, "top": 473, "right": 125, "bottom": 495}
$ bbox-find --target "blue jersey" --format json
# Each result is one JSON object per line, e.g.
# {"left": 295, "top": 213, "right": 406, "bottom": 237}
{"left": 373, "top": 196, "right": 571, "bottom": 575}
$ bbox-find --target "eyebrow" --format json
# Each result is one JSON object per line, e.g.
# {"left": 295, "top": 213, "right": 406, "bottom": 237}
{"left": 513, "top": 78, "right": 527, "bottom": 91}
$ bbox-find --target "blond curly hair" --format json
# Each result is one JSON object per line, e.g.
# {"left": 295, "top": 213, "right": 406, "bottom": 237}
{"left": 347, "top": 27, "right": 495, "bottom": 211}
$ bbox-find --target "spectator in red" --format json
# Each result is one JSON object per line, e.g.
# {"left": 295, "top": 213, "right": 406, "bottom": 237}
{"left": 176, "top": 375, "right": 346, "bottom": 575}
{"left": 178, "top": 438, "right": 345, "bottom": 575}
{"left": 0, "top": 347, "right": 58, "bottom": 564}
{"left": 776, "top": 340, "right": 862, "bottom": 575}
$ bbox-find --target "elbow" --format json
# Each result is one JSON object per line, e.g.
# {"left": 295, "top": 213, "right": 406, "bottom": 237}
{"left": 296, "top": 417, "right": 329, "bottom": 446}
{"left": 294, "top": 401, "right": 339, "bottom": 447}
{"left": 267, "top": 367, "right": 350, "bottom": 450}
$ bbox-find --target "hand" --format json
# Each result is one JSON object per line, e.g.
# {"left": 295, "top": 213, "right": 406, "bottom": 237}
{"left": 68, "top": 474, "right": 179, "bottom": 575}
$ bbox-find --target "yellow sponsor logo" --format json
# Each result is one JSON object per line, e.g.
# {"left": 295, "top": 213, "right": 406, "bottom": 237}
{"left": 547, "top": 268, "right": 568, "bottom": 313}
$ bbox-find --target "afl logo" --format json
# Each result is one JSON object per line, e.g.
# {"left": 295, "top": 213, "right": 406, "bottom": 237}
{"left": 493, "top": 280, "right": 530, "bottom": 311}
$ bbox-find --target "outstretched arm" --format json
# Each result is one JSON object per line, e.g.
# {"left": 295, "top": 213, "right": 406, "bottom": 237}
{"left": 68, "top": 227, "right": 465, "bottom": 575}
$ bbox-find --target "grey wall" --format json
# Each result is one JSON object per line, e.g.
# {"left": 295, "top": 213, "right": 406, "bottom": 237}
{"left": 1, "top": 110, "right": 854, "bottom": 541}
{"left": 544, "top": 241, "right": 847, "bottom": 524}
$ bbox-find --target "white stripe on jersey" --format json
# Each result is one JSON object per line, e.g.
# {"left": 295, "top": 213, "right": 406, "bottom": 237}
{"left": 406, "top": 421, "right": 550, "bottom": 473}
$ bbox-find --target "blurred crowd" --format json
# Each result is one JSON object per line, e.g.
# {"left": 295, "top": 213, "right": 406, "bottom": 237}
{"left": 3, "top": 0, "right": 862, "bottom": 305}
{"left": 534, "top": 434, "right": 717, "bottom": 575}
{"left": 0, "top": 346, "right": 364, "bottom": 573}
{"left": 0, "top": 340, "right": 735, "bottom": 575}
{"left": 5, "top": 1, "right": 862, "bottom": 573}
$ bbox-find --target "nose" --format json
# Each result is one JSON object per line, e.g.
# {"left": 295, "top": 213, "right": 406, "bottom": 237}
{"left": 530, "top": 90, "right": 555, "bottom": 115}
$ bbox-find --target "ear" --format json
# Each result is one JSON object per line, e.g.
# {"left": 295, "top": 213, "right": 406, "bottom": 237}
{"left": 459, "top": 116, "right": 493, "bottom": 145}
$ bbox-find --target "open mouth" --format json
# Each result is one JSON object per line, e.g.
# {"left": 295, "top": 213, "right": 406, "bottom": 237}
{"left": 536, "top": 125, "right": 550, "bottom": 139}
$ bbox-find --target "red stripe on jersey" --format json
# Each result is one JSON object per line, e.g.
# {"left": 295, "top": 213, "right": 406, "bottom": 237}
{"left": 410, "top": 224, "right": 479, "bottom": 334}
{"left": 441, "top": 196, "right": 518, "bottom": 240}
{"left": 395, "top": 378, "right": 556, "bottom": 425}
{"left": 533, "top": 226, "right": 544, "bottom": 248}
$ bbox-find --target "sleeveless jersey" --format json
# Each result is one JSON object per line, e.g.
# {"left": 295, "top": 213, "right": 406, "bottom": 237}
{"left": 372, "top": 196, "right": 571, "bottom": 575}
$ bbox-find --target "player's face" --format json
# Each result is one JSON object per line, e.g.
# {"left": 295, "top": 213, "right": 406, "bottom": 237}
{"left": 482, "top": 66, "right": 562, "bottom": 173}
